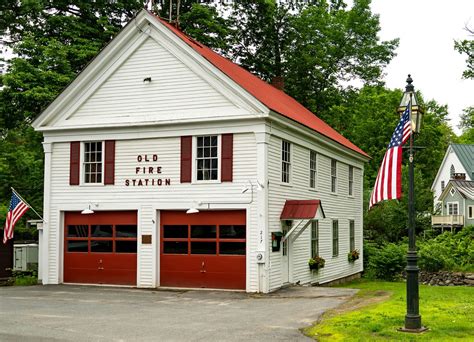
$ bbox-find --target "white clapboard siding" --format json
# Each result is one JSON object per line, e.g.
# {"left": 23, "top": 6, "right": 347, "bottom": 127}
{"left": 267, "top": 133, "right": 363, "bottom": 291}
{"left": 47, "top": 132, "right": 259, "bottom": 291}
{"left": 60, "top": 37, "right": 251, "bottom": 127}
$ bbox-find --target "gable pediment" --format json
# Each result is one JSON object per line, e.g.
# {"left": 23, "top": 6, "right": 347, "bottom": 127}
{"left": 33, "top": 11, "right": 267, "bottom": 131}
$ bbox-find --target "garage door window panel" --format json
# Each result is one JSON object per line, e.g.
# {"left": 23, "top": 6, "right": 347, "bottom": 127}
{"left": 191, "top": 225, "right": 216, "bottom": 238}
{"left": 115, "top": 225, "right": 137, "bottom": 238}
{"left": 91, "top": 240, "right": 113, "bottom": 253}
{"left": 191, "top": 242, "right": 217, "bottom": 255}
{"left": 67, "top": 240, "right": 88, "bottom": 252}
{"left": 163, "top": 241, "right": 188, "bottom": 254}
{"left": 67, "top": 225, "right": 89, "bottom": 237}
{"left": 219, "top": 242, "right": 245, "bottom": 255}
{"left": 91, "top": 225, "right": 113, "bottom": 237}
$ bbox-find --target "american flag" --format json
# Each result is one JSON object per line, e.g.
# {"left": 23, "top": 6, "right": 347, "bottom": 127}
{"left": 369, "top": 104, "right": 411, "bottom": 209}
{"left": 3, "top": 192, "right": 29, "bottom": 244}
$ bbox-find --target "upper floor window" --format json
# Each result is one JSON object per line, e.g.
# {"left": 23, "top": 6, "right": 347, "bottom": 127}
{"left": 332, "top": 219, "right": 339, "bottom": 257}
{"left": 331, "top": 159, "right": 337, "bottom": 193}
{"left": 450, "top": 165, "right": 455, "bottom": 179}
{"left": 196, "top": 135, "right": 218, "bottom": 181}
{"left": 441, "top": 181, "right": 445, "bottom": 192}
{"left": 309, "top": 150, "right": 317, "bottom": 189}
{"left": 447, "top": 202, "right": 459, "bottom": 215}
{"left": 281, "top": 140, "right": 291, "bottom": 183}
{"left": 311, "top": 221, "right": 319, "bottom": 257}
{"left": 348, "top": 166, "right": 354, "bottom": 196}
{"left": 349, "top": 220, "right": 355, "bottom": 251}
{"left": 83, "top": 141, "right": 103, "bottom": 184}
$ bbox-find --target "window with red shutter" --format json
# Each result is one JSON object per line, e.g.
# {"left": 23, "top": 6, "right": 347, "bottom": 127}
{"left": 181, "top": 136, "right": 192, "bottom": 183}
{"left": 104, "top": 140, "right": 115, "bottom": 185}
{"left": 221, "top": 134, "right": 233, "bottom": 182}
{"left": 70, "top": 142, "right": 80, "bottom": 185}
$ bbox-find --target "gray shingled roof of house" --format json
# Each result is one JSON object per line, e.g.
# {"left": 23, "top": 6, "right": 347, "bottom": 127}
{"left": 449, "top": 180, "right": 474, "bottom": 200}
{"left": 451, "top": 144, "right": 474, "bottom": 179}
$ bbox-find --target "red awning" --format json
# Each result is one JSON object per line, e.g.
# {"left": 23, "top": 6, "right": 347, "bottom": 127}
{"left": 280, "top": 200, "right": 325, "bottom": 220}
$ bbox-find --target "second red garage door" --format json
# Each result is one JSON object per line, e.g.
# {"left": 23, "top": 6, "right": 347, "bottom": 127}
{"left": 160, "top": 210, "right": 246, "bottom": 290}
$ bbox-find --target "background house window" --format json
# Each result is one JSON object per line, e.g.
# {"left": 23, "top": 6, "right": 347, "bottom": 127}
{"left": 83, "top": 141, "right": 103, "bottom": 183}
{"left": 281, "top": 140, "right": 291, "bottom": 183}
{"left": 441, "top": 181, "right": 445, "bottom": 191}
{"left": 349, "top": 220, "right": 355, "bottom": 251}
{"left": 311, "top": 221, "right": 319, "bottom": 257}
{"left": 331, "top": 159, "right": 337, "bottom": 192}
{"left": 309, "top": 150, "right": 317, "bottom": 188}
{"left": 196, "top": 135, "right": 218, "bottom": 181}
{"left": 332, "top": 220, "right": 339, "bottom": 256}
{"left": 447, "top": 202, "right": 459, "bottom": 215}
{"left": 468, "top": 206, "right": 474, "bottom": 219}
{"left": 348, "top": 166, "right": 354, "bottom": 196}
{"left": 450, "top": 165, "right": 455, "bottom": 179}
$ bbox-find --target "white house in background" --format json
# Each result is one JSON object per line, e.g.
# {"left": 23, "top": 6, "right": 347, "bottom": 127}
{"left": 32, "top": 10, "right": 369, "bottom": 293}
{"left": 431, "top": 144, "right": 474, "bottom": 210}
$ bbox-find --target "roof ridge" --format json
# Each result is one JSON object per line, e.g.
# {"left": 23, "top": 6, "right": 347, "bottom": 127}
{"left": 151, "top": 12, "right": 369, "bottom": 158}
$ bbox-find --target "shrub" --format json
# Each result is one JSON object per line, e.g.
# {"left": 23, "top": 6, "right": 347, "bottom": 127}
{"left": 367, "top": 243, "right": 405, "bottom": 281}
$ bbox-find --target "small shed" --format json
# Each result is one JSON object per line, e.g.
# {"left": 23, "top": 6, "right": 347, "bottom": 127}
{"left": 14, "top": 243, "right": 38, "bottom": 272}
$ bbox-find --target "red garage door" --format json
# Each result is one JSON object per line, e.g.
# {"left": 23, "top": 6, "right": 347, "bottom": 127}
{"left": 160, "top": 210, "right": 246, "bottom": 290}
{"left": 64, "top": 211, "right": 137, "bottom": 285}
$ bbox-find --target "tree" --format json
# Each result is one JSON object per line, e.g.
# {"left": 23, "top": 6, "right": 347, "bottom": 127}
{"left": 458, "top": 106, "right": 474, "bottom": 143}
{"left": 0, "top": 1, "right": 144, "bottom": 224}
{"left": 454, "top": 26, "right": 474, "bottom": 79}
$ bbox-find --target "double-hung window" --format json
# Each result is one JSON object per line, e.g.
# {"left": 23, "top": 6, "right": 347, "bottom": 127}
{"left": 332, "top": 220, "right": 339, "bottom": 257}
{"left": 281, "top": 140, "right": 291, "bottom": 183}
{"left": 468, "top": 206, "right": 474, "bottom": 219}
{"left": 349, "top": 220, "right": 355, "bottom": 251}
{"left": 83, "top": 141, "right": 103, "bottom": 184}
{"left": 310, "top": 221, "right": 319, "bottom": 257}
{"left": 348, "top": 166, "right": 354, "bottom": 196}
{"left": 331, "top": 159, "right": 337, "bottom": 193}
{"left": 309, "top": 150, "right": 317, "bottom": 189}
{"left": 196, "top": 135, "right": 218, "bottom": 181}
{"left": 447, "top": 202, "right": 459, "bottom": 215}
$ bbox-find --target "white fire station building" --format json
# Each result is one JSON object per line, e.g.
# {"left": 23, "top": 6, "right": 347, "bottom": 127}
{"left": 32, "top": 10, "right": 369, "bottom": 293}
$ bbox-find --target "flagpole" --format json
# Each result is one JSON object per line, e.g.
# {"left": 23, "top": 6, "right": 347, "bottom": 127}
{"left": 11, "top": 187, "right": 43, "bottom": 221}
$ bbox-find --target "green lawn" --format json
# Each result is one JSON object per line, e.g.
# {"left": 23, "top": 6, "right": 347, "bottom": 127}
{"left": 304, "top": 280, "right": 474, "bottom": 341}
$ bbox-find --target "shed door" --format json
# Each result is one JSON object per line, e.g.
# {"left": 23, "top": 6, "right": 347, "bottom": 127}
{"left": 64, "top": 211, "right": 137, "bottom": 285}
{"left": 160, "top": 210, "right": 246, "bottom": 290}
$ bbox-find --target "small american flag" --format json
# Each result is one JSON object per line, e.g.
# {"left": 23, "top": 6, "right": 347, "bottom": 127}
{"left": 369, "top": 104, "right": 411, "bottom": 209}
{"left": 3, "top": 192, "right": 29, "bottom": 244}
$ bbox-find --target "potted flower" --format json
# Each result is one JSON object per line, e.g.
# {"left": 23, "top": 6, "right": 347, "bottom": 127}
{"left": 308, "top": 256, "right": 325, "bottom": 270}
{"left": 348, "top": 249, "right": 360, "bottom": 262}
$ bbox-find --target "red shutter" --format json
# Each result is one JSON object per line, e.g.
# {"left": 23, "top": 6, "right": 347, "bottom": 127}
{"left": 181, "top": 136, "right": 192, "bottom": 183}
{"left": 104, "top": 140, "right": 115, "bottom": 185}
{"left": 221, "top": 134, "right": 233, "bottom": 182}
{"left": 69, "top": 142, "right": 80, "bottom": 185}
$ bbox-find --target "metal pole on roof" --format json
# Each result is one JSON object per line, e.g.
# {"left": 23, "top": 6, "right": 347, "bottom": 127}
{"left": 169, "top": 0, "right": 173, "bottom": 23}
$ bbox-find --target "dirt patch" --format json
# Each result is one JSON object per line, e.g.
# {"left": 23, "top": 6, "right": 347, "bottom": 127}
{"left": 319, "top": 290, "right": 392, "bottom": 319}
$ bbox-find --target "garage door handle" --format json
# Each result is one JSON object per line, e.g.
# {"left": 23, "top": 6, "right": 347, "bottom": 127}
{"left": 98, "top": 267, "right": 104, "bottom": 270}
{"left": 200, "top": 270, "right": 206, "bottom": 273}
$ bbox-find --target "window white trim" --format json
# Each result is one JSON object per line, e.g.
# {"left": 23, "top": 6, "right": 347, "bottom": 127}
{"left": 468, "top": 205, "right": 474, "bottom": 219}
{"left": 310, "top": 220, "right": 319, "bottom": 257}
{"left": 330, "top": 159, "right": 337, "bottom": 194}
{"left": 192, "top": 135, "right": 222, "bottom": 184}
{"left": 348, "top": 165, "right": 354, "bottom": 197}
{"left": 446, "top": 201, "right": 459, "bottom": 216}
{"left": 80, "top": 141, "right": 104, "bottom": 186}
{"left": 309, "top": 150, "right": 317, "bottom": 189}
{"left": 281, "top": 140, "right": 292, "bottom": 185}
{"left": 332, "top": 219, "right": 339, "bottom": 257}
{"left": 349, "top": 219, "right": 355, "bottom": 251}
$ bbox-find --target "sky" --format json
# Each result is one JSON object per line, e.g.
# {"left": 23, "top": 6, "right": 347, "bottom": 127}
{"left": 370, "top": 0, "right": 474, "bottom": 134}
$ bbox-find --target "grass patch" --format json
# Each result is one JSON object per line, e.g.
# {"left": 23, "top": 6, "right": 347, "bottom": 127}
{"left": 304, "top": 279, "right": 474, "bottom": 341}
{"left": 14, "top": 276, "right": 38, "bottom": 286}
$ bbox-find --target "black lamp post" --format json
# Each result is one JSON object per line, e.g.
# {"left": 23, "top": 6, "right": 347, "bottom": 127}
{"left": 397, "top": 75, "right": 427, "bottom": 333}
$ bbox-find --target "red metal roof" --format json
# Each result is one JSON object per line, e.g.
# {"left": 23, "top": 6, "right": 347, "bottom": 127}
{"left": 280, "top": 200, "right": 325, "bottom": 220}
{"left": 154, "top": 15, "right": 369, "bottom": 158}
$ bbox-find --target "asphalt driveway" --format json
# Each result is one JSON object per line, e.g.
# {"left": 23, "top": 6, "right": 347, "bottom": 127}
{"left": 0, "top": 285, "right": 357, "bottom": 342}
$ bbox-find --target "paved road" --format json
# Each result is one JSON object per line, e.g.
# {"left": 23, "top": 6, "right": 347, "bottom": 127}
{"left": 0, "top": 285, "right": 357, "bottom": 342}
